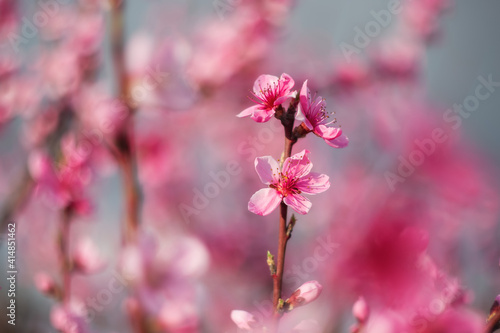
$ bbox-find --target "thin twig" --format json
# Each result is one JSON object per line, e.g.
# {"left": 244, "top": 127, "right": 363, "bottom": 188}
{"left": 271, "top": 101, "right": 298, "bottom": 328}
{"left": 58, "top": 207, "right": 73, "bottom": 305}
{"left": 485, "top": 310, "right": 500, "bottom": 333}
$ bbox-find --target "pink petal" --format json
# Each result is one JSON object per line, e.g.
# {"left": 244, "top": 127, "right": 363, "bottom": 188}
{"left": 280, "top": 73, "right": 295, "bottom": 91}
{"left": 253, "top": 74, "right": 279, "bottom": 94}
{"left": 248, "top": 188, "right": 281, "bottom": 216}
{"left": 295, "top": 172, "right": 330, "bottom": 194}
{"left": 236, "top": 105, "right": 260, "bottom": 118}
{"left": 274, "top": 91, "right": 296, "bottom": 106}
{"left": 254, "top": 156, "right": 280, "bottom": 185}
{"left": 299, "top": 80, "right": 311, "bottom": 109}
{"left": 325, "top": 134, "right": 349, "bottom": 148}
{"left": 292, "top": 320, "right": 321, "bottom": 332}
{"left": 230, "top": 310, "right": 256, "bottom": 330}
{"left": 250, "top": 107, "right": 275, "bottom": 123}
{"left": 283, "top": 194, "right": 311, "bottom": 215}
{"left": 314, "top": 125, "right": 342, "bottom": 140}
{"left": 295, "top": 280, "right": 323, "bottom": 304}
{"left": 282, "top": 149, "right": 312, "bottom": 179}
{"left": 296, "top": 103, "right": 314, "bottom": 130}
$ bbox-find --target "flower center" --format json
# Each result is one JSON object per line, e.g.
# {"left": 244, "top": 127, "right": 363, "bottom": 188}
{"left": 270, "top": 173, "right": 301, "bottom": 197}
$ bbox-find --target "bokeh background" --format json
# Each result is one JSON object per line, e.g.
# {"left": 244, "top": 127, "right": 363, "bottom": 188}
{"left": 1, "top": 0, "right": 500, "bottom": 332}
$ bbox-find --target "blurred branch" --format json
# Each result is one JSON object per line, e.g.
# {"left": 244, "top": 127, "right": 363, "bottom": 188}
{"left": 110, "top": 0, "right": 142, "bottom": 245}
{"left": 58, "top": 207, "right": 73, "bottom": 305}
{"left": 485, "top": 298, "right": 500, "bottom": 333}
{"left": 485, "top": 311, "right": 500, "bottom": 333}
{"left": 109, "top": 1, "right": 147, "bottom": 332}
{"left": 0, "top": 105, "right": 73, "bottom": 234}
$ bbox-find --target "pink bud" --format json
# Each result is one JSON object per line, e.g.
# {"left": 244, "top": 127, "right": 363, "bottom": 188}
{"left": 286, "top": 281, "right": 323, "bottom": 309}
{"left": 230, "top": 310, "right": 256, "bottom": 330}
{"left": 34, "top": 272, "right": 57, "bottom": 296}
{"left": 73, "top": 238, "right": 105, "bottom": 274}
{"left": 353, "top": 296, "right": 369, "bottom": 323}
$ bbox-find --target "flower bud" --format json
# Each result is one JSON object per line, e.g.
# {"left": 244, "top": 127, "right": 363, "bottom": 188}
{"left": 231, "top": 310, "right": 256, "bottom": 330}
{"left": 286, "top": 280, "right": 323, "bottom": 310}
{"left": 73, "top": 238, "right": 105, "bottom": 274}
{"left": 34, "top": 272, "right": 58, "bottom": 297}
{"left": 353, "top": 296, "right": 369, "bottom": 324}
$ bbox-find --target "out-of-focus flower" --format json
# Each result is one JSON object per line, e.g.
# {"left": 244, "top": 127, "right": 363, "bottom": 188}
{"left": 157, "top": 298, "right": 198, "bottom": 332}
{"left": 371, "top": 38, "right": 423, "bottom": 78}
{"left": 332, "top": 59, "right": 370, "bottom": 89}
{"left": 362, "top": 310, "right": 406, "bottom": 333}
{"left": 38, "top": 45, "right": 82, "bottom": 99}
{"left": 28, "top": 144, "right": 92, "bottom": 214}
{"left": 296, "top": 80, "right": 348, "bottom": 148}
{"left": 353, "top": 296, "right": 370, "bottom": 324}
{"left": 72, "top": 238, "right": 105, "bottom": 274}
{"left": 285, "top": 280, "right": 323, "bottom": 310}
{"left": 230, "top": 310, "right": 257, "bottom": 330}
{"left": 249, "top": 150, "right": 330, "bottom": 215}
{"left": 50, "top": 301, "right": 90, "bottom": 333}
{"left": 187, "top": 7, "right": 274, "bottom": 88}
{"left": 417, "top": 308, "right": 484, "bottom": 333}
{"left": 34, "top": 272, "right": 58, "bottom": 297}
{"left": 237, "top": 73, "right": 296, "bottom": 123}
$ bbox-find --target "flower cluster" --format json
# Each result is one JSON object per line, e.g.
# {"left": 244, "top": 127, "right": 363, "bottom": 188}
{"left": 240, "top": 73, "right": 348, "bottom": 216}
{"left": 234, "top": 73, "right": 348, "bottom": 331}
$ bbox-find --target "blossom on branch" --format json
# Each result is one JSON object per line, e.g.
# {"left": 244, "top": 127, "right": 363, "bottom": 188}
{"left": 248, "top": 150, "right": 329, "bottom": 216}
{"left": 296, "top": 80, "right": 348, "bottom": 148}
{"left": 237, "top": 73, "right": 296, "bottom": 122}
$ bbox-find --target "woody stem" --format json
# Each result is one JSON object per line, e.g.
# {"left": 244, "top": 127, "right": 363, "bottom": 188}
{"left": 272, "top": 102, "right": 297, "bottom": 327}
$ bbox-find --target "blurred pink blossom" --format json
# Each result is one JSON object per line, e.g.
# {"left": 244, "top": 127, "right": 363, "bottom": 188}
{"left": 353, "top": 296, "right": 370, "bottom": 324}
{"left": 72, "top": 238, "right": 105, "bottom": 274}
{"left": 34, "top": 272, "right": 57, "bottom": 296}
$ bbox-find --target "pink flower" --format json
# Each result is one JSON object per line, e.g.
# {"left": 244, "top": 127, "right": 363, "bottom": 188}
{"left": 297, "top": 80, "right": 349, "bottom": 148}
{"left": 286, "top": 280, "right": 323, "bottom": 309}
{"left": 248, "top": 150, "right": 330, "bottom": 215}
{"left": 237, "top": 73, "right": 296, "bottom": 122}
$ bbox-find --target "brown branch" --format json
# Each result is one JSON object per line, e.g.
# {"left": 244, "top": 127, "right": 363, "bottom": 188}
{"left": 485, "top": 309, "right": 500, "bottom": 333}
{"left": 109, "top": 0, "right": 142, "bottom": 245}
{"left": 58, "top": 207, "right": 73, "bottom": 305}
{"left": 109, "top": 2, "right": 147, "bottom": 332}
{"left": 271, "top": 101, "right": 298, "bottom": 329}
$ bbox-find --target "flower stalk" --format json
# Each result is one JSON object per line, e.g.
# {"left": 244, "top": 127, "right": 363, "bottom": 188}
{"left": 58, "top": 206, "right": 73, "bottom": 305}
{"left": 272, "top": 99, "right": 297, "bottom": 321}
{"left": 238, "top": 73, "right": 345, "bottom": 331}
